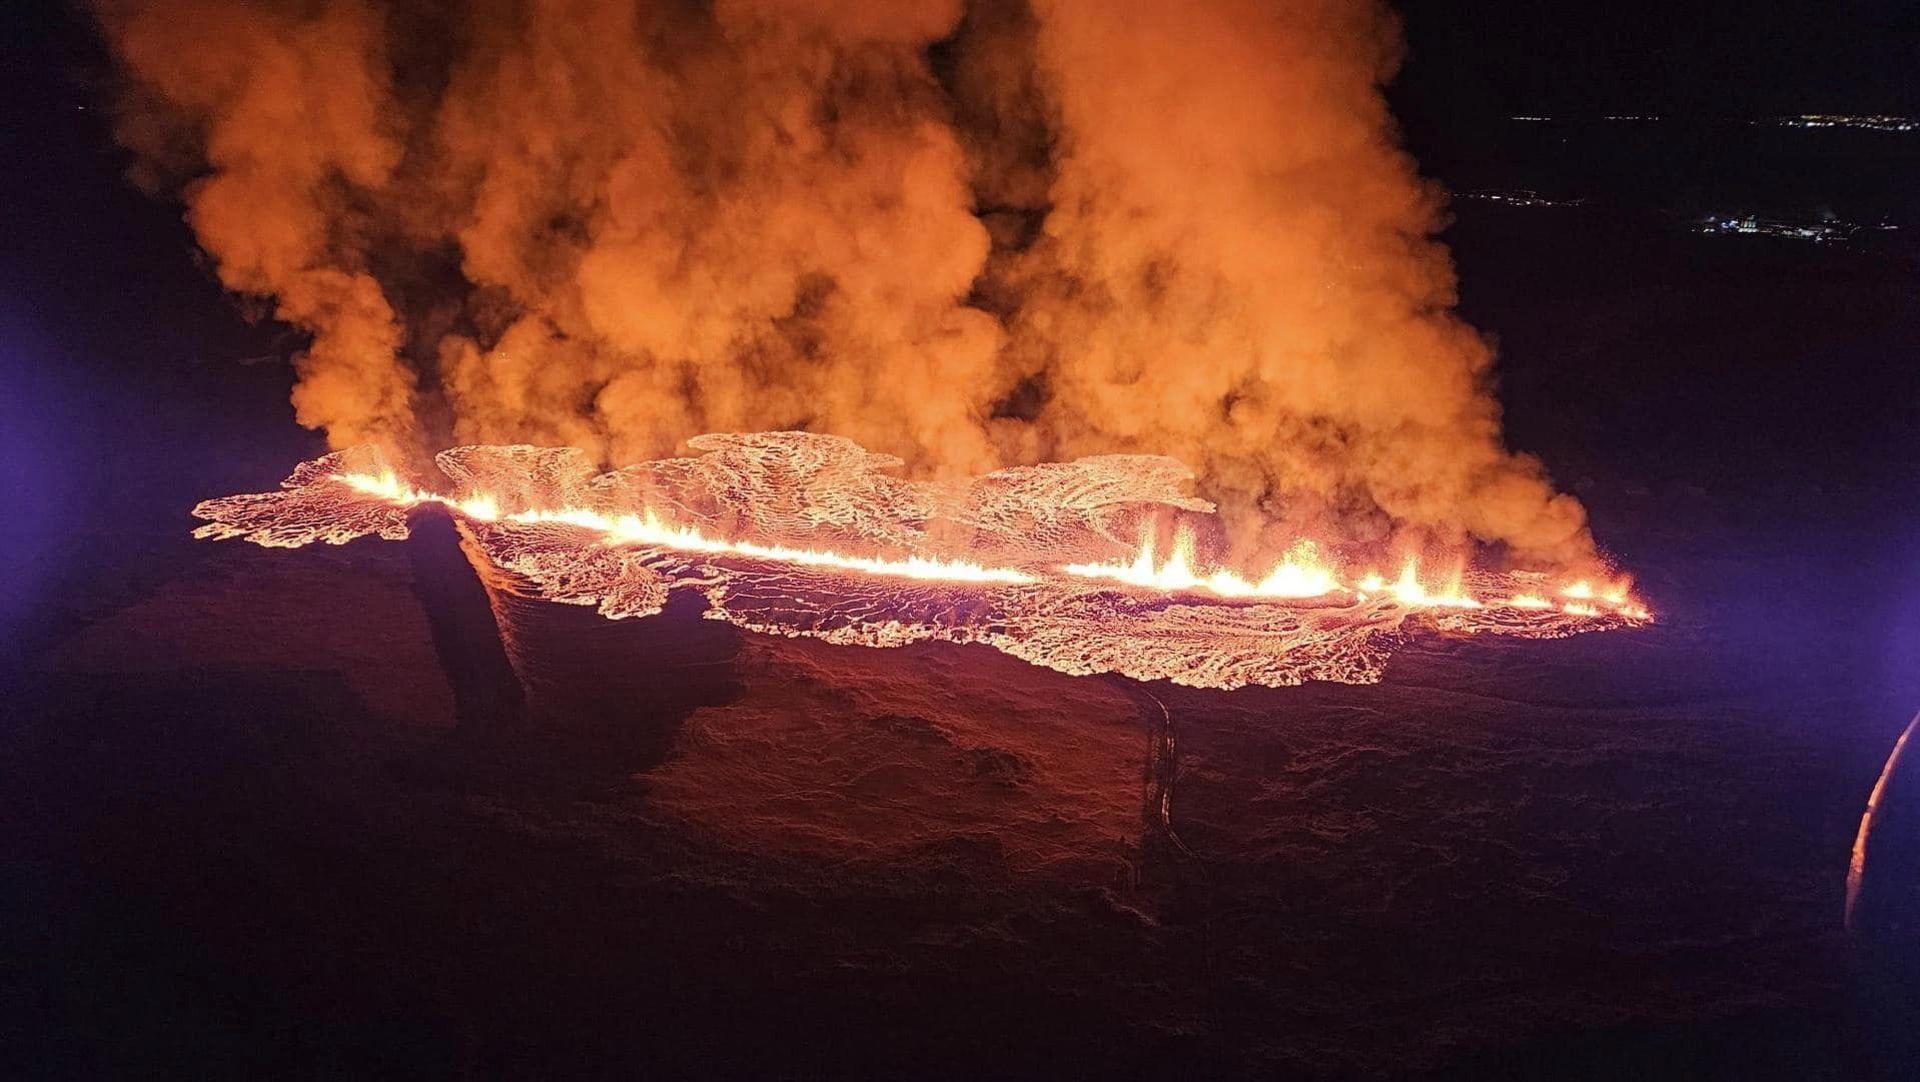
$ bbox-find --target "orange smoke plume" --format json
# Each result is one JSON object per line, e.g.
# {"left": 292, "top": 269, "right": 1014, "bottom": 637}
{"left": 95, "top": 0, "right": 1600, "bottom": 570}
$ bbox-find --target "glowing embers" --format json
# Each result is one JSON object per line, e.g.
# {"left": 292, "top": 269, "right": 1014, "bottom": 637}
{"left": 190, "top": 434, "right": 1652, "bottom": 689}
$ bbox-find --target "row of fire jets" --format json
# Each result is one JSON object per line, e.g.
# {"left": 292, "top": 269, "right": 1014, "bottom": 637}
{"left": 338, "top": 471, "right": 1648, "bottom": 621}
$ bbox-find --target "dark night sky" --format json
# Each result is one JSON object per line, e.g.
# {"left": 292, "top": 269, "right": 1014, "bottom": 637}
{"left": 1393, "top": 0, "right": 1920, "bottom": 119}
{"left": 10, "top": 2, "right": 1920, "bottom": 177}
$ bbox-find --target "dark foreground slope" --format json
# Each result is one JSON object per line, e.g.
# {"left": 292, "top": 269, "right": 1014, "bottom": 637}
{"left": 8, "top": 449, "right": 1917, "bottom": 1079}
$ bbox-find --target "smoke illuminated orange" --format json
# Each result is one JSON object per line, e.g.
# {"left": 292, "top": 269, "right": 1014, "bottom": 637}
{"left": 104, "top": 0, "right": 1609, "bottom": 569}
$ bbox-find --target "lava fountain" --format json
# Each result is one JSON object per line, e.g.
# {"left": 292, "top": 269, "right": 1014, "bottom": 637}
{"left": 192, "top": 432, "right": 1649, "bottom": 691}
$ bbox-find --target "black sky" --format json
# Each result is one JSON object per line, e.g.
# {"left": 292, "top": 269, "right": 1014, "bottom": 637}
{"left": 1394, "top": 0, "right": 1920, "bottom": 121}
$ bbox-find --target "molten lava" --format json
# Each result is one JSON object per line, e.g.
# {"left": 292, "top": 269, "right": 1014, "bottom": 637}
{"left": 193, "top": 433, "right": 1649, "bottom": 690}
{"left": 1062, "top": 529, "right": 1341, "bottom": 600}
{"left": 341, "top": 471, "right": 1039, "bottom": 586}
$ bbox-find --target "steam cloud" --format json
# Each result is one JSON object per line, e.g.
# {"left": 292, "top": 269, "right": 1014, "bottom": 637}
{"left": 94, "top": 0, "right": 1595, "bottom": 567}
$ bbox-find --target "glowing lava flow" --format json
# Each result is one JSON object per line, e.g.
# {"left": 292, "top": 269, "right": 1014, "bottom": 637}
{"left": 339, "top": 471, "right": 1039, "bottom": 586}
{"left": 1350, "top": 558, "right": 1482, "bottom": 609}
{"left": 1063, "top": 526, "right": 1341, "bottom": 599}
{"left": 1060, "top": 525, "right": 1646, "bottom": 618}
{"left": 190, "top": 436, "right": 1653, "bottom": 690}
{"left": 341, "top": 470, "right": 1648, "bottom": 619}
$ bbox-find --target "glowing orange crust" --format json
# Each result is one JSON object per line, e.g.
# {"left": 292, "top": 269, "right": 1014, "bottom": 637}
{"left": 193, "top": 433, "right": 1648, "bottom": 689}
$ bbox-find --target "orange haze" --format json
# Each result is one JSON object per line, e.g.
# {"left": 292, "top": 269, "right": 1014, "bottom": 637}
{"left": 95, "top": 0, "right": 1597, "bottom": 568}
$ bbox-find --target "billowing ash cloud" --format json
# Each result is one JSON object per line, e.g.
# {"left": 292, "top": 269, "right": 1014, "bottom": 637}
{"left": 94, "top": 0, "right": 1595, "bottom": 566}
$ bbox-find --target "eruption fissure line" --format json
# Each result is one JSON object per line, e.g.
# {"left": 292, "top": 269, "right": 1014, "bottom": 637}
{"left": 338, "top": 472, "right": 1038, "bottom": 585}
{"left": 336, "top": 472, "right": 1645, "bottom": 617}
{"left": 190, "top": 439, "right": 1653, "bottom": 690}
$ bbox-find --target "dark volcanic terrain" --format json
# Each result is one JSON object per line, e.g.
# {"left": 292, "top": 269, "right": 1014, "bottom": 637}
{"left": 9, "top": 499, "right": 1915, "bottom": 1077}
